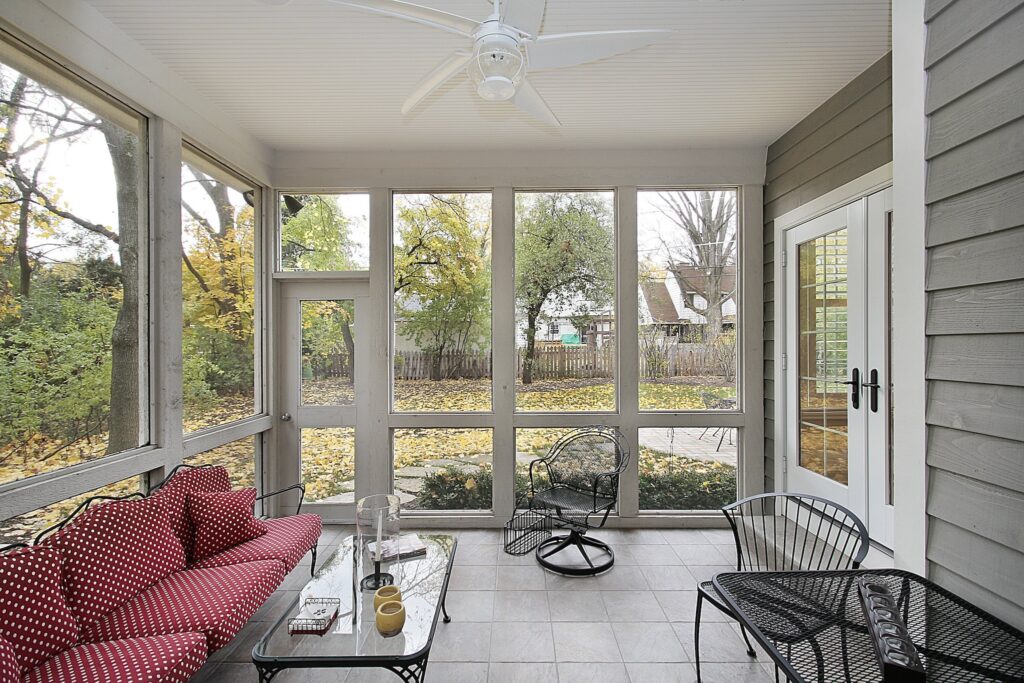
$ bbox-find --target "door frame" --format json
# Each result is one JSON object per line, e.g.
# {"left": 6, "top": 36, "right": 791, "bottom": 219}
{"left": 275, "top": 276, "right": 370, "bottom": 522}
{"left": 772, "top": 163, "right": 892, "bottom": 535}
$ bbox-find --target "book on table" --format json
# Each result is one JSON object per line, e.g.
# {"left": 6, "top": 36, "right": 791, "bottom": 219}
{"left": 368, "top": 533, "right": 428, "bottom": 562}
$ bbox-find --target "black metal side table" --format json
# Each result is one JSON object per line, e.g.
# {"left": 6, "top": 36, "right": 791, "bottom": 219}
{"left": 712, "top": 569, "right": 1024, "bottom": 682}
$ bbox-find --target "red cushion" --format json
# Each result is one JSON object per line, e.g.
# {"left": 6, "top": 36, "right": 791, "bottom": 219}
{"left": 44, "top": 498, "right": 186, "bottom": 630}
{"left": 188, "top": 488, "right": 269, "bottom": 562}
{"left": 23, "top": 633, "right": 207, "bottom": 683}
{"left": 191, "top": 513, "right": 322, "bottom": 571}
{"left": 150, "top": 466, "right": 232, "bottom": 554}
{"left": 82, "top": 560, "right": 285, "bottom": 652}
{"left": 0, "top": 636, "right": 19, "bottom": 683}
{"left": 0, "top": 545, "right": 79, "bottom": 672}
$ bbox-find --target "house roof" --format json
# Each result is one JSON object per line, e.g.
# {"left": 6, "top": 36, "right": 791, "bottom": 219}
{"left": 640, "top": 280, "right": 682, "bottom": 323}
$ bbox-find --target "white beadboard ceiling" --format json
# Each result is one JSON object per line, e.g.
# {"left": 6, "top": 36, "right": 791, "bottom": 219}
{"left": 83, "top": 0, "right": 891, "bottom": 152}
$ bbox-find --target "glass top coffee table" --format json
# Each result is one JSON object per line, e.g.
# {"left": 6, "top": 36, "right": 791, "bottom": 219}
{"left": 253, "top": 534, "right": 458, "bottom": 682}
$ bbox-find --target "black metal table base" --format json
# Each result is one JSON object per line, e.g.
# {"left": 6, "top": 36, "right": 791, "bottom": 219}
{"left": 535, "top": 529, "right": 614, "bottom": 576}
{"left": 256, "top": 658, "right": 429, "bottom": 682}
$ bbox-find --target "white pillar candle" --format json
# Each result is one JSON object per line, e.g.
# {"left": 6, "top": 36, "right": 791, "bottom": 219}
{"left": 375, "top": 507, "right": 384, "bottom": 561}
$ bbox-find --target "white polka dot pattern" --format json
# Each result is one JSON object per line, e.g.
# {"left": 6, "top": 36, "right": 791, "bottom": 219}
{"left": 23, "top": 632, "right": 207, "bottom": 683}
{"left": 0, "top": 545, "right": 80, "bottom": 672}
{"left": 82, "top": 560, "right": 285, "bottom": 652}
{"left": 150, "top": 467, "right": 232, "bottom": 557}
{"left": 43, "top": 498, "right": 187, "bottom": 632}
{"left": 190, "top": 513, "right": 322, "bottom": 571}
{"left": 0, "top": 636, "right": 19, "bottom": 683}
{"left": 188, "top": 488, "right": 269, "bottom": 562}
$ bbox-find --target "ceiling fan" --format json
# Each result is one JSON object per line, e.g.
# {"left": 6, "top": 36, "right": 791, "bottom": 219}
{"left": 316, "top": 0, "right": 673, "bottom": 126}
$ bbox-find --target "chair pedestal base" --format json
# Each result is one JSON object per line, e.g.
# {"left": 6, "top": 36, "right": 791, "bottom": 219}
{"left": 535, "top": 529, "right": 614, "bottom": 576}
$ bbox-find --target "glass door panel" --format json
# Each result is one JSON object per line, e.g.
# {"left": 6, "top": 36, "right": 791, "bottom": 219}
{"left": 300, "top": 300, "right": 355, "bottom": 406}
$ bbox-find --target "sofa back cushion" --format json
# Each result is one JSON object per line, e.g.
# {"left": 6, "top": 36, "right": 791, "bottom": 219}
{"left": 150, "top": 466, "right": 232, "bottom": 553}
{"left": 189, "top": 488, "right": 268, "bottom": 562}
{"left": 0, "top": 546, "right": 79, "bottom": 673}
{"left": 44, "top": 498, "right": 186, "bottom": 630}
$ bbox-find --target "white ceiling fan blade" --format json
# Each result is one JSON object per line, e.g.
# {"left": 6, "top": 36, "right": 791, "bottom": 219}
{"left": 402, "top": 50, "right": 472, "bottom": 114}
{"left": 513, "top": 79, "right": 560, "bottom": 127}
{"left": 526, "top": 29, "right": 673, "bottom": 70}
{"left": 501, "top": 0, "right": 546, "bottom": 37}
{"left": 326, "top": 0, "right": 479, "bottom": 38}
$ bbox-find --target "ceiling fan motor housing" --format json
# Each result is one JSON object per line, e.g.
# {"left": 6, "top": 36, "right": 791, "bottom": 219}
{"left": 467, "top": 26, "right": 525, "bottom": 101}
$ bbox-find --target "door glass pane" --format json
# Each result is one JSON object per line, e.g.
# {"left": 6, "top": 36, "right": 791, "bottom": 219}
{"left": 639, "top": 427, "right": 737, "bottom": 510}
{"left": 393, "top": 429, "right": 492, "bottom": 511}
{"left": 392, "top": 193, "right": 492, "bottom": 412}
{"left": 301, "top": 300, "right": 355, "bottom": 406}
{"left": 301, "top": 427, "right": 355, "bottom": 504}
{"left": 280, "top": 193, "right": 369, "bottom": 271}
{"left": 515, "top": 191, "right": 616, "bottom": 412}
{"left": 637, "top": 190, "right": 738, "bottom": 410}
{"left": 797, "top": 229, "right": 849, "bottom": 484}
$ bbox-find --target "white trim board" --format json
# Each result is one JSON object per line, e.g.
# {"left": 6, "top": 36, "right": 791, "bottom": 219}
{"left": 771, "top": 164, "right": 893, "bottom": 494}
{"left": 773, "top": 162, "right": 893, "bottom": 231}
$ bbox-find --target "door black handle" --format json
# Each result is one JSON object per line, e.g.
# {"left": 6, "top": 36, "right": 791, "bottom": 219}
{"left": 842, "top": 368, "right": 860, "bottom": 410}
{"left": 862, "top": 369, "right": 881, "bottom": 413}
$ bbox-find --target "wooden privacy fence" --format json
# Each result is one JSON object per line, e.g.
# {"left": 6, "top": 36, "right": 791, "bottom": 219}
{"left": 389, "top": 343, "right": 719, "bottom": 380}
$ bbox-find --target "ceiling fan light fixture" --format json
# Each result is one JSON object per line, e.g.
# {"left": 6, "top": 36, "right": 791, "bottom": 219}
{"left": 466, "top": 33, "right": 524, "bottom": 101}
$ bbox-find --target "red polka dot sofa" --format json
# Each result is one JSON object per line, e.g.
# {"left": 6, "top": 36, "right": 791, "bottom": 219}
{"left": 0, "top": 464, "right": 322, "bottom": 682}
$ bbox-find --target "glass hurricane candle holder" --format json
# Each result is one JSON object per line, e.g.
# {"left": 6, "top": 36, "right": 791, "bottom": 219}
{"left": 356, "top": 494, "right": 401, "bottom": 591}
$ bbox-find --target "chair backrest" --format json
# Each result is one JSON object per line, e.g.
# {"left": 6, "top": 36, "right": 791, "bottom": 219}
{"left": 721, "top": 493, "right": 869, "bottom": 572}
{"left": 545, "top": 426, "right": 629, "bottom": 497}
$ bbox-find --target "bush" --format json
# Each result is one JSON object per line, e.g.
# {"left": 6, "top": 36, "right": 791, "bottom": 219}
{"left": 416, "top": 466, "right": 530, "bottom": 510}
{"left": 639, "top": 460, "right": 736, "bottom": 510}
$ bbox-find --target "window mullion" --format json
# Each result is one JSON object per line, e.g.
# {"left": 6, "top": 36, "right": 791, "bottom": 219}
{"left": 617, "top": 186, "right": 640, "bottom": 518}
{"left": 492, "top": 187, "right": 516, "bottom": 518}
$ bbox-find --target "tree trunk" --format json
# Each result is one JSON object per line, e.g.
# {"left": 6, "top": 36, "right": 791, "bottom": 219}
{"left": 340, "top": 318, "right": 355, "bottom": 381}
{"left": 16, "top": 193, "right": 31, "bottom": 296}
{"left": 522, "top": 305, "right": 541, "bottom": 385}
{"left": 102, "top": 123, "right": 141, "bottom": 455}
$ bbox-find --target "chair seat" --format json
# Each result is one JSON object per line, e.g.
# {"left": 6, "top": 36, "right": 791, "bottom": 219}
{"left": 189, "top": 514, "right": 321, "bottom": 571}
{"left": 23, "top": 633, "right": 207, "bottom": 683}
{"left": 532, "top": 486, "right": 613, "bottom": 514}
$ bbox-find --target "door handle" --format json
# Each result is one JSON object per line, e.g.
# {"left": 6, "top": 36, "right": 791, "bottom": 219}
{"left": 862, "top": 369, "right": 881, "bottom": 413}
{"left": 842, "top": 368, "right": 860, "bottom": 410}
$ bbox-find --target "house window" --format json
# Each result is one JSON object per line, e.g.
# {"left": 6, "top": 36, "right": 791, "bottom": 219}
{"left": 392, "top": 192, "right": 492, "bottom": 412}
{"left": 0, "top": 38, "right": 148, "bottom": 487}
{"left": 279, "top": 193, "right": 369, "bottom": 271}
{"left": 394, "top": 429, "right": 493, "bottom": 511}
{"left": 181, "top": 148, "right": 260, "bottom": 432}
{"left": 185, "top": 436, "right": 258, "bottom": 488}
{"left": 515, "top": 191, "right": 616, "bottom": 412}
{"left": 547, "top": 322, "right": 560, "bottom": 336}
{"left": 639, "top": 427, "right": 737, "bottom": 510}
{"left": 637, "top": 189, "right": 739, "bottom": 411}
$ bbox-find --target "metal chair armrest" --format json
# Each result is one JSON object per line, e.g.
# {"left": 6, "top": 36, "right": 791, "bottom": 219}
{"left": 591, "top": 471, "right": 619, "bottom": 511}
{"left": 527, "top": 459, "right": 553, "bottom": 506}
{"left": 255, "top": 483, "right": 306, "bottom": 515}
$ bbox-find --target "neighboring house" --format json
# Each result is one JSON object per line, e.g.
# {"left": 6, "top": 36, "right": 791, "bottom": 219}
{"left": 639, "top": 266, "right": 737, "bottom": 340}
{"left": 515, "top": 309, "right": 615, "bottom": 349}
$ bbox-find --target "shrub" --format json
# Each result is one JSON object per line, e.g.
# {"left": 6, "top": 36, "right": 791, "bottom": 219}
{"left": 639, "top": 459, "right": 736, "bottom": 510}
{"left": 416, "top": 466, "right": 530, "bottom": 510}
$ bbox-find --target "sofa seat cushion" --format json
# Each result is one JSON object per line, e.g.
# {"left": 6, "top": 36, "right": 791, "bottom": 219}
{"left": 150, "top": 466, "right": 232, "bottom": 556}
{"left": 43, "top": 498, "right": 186, "bottom": 630}
{"left": 188, "top": 488, "right": 268, "bottom": 562}
{"left": 23, "top": 633, "right": 207, "bottom": 683}
{"left": 82, "top": 560, "right": 285, "bottom": 652}
{"left": 0, "top": 545, "right": 79, "bottom": 672}
{"left": 0, "top": 637, "right": 18, "bottom": 683}
{"left": 191, "top": 514, "right": 322, "bottom": 571}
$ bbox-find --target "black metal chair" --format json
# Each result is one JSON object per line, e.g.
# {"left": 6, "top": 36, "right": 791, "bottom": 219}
{"left": 695, "top": 492, "right": 869, "bottom": 683}
{"left": 526, "top": 426, "right": 629, "bottom": 576}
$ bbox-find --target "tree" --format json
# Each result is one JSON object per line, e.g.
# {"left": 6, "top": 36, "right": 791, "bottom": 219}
{"left": 652, "top": 190, "right": 736, "bottom": 341}
{"left": 393, "top": 194, "right": 490, "bottom": 380}
{"left": 515, "top": 192, "right": 614, "bottom": 384}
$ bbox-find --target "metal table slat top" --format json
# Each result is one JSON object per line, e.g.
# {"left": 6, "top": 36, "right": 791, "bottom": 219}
{"left": 253, "top": 534, "right": 458, "bottom": 682}
{"left": 713, "top": 569, "right": 1024, "bottom": 683}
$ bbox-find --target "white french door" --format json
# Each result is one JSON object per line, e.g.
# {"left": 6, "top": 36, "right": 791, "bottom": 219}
{"left": 276, "top": 279, "right": 370, "bottom": 521}
{"left": 784, "top": 189, "right": 893, "bottom": 546}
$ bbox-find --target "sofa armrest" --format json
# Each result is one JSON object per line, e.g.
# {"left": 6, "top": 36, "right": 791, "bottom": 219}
{"left": 255, "top": 484, "right": 306, "bottom": 515}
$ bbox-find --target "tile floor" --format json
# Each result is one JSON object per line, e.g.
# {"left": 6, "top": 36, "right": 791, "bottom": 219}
{"left": 192, "top": 526, "right": 778, "bottom": 683}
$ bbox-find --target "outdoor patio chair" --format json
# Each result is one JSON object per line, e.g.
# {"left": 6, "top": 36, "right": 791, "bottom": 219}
{"left": 699, "top": 391, "right": 737, "bottom": 451}
{"left": 694, "top": 492, "right": 869, "bottom": 683}
{"left": 526, "top": 426, "right": 629, "bottom": 576}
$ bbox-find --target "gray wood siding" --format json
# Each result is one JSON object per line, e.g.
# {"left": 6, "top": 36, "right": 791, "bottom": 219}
{"left": 924, "top": 0, "right": 1024, "bottom": 629}
{"left": 762, "top": 53, "right": 892, "bottom": 487}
